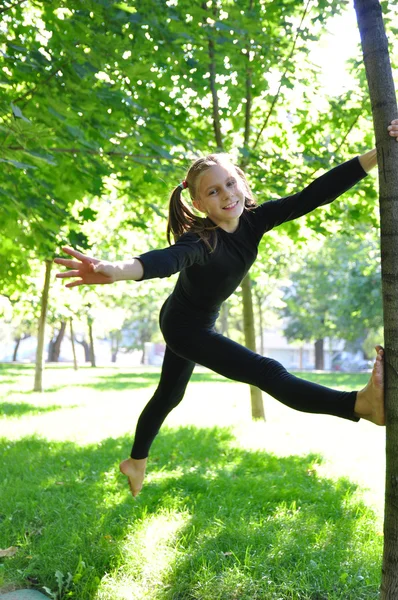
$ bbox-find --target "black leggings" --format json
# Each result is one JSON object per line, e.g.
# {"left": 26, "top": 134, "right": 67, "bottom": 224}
{"left": 130, "top": 299, "right": 358, "bottom": 459}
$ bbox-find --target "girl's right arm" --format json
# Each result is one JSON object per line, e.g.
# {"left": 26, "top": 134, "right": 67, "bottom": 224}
{"left": 54, "top": 247, "right": 144, "bottom": 288}
{"left": 55, "top": 232, "right": 209, "bottom": 287}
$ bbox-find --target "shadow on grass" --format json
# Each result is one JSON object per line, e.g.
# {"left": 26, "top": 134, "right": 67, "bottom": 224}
{"left": 0, "top": 402, "right": 68, "bottom": 418}
{"left": 0, "top": 426, "right": 381, "bottom": 600}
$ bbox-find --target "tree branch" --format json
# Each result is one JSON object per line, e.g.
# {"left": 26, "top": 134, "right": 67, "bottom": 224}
{"left": 0, "top": 0, "right": 27, "bottom": 15}
{"left": 202, "top": 2, "right": 223, "bottom": 151}
{"left": 13, "top": 60, "right": 70, "bottom": 108}
{"left": 251, "top": 0, "right": 311, "bottom": 152}
{"left": 240, "top": 0, "right": 254, "bottom": 170}
{"left": 5, "top": 146, "right": 182, "bottom": 161}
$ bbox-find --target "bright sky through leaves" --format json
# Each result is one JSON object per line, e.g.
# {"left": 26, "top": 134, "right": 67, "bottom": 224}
{"left": 311, "top": 9, "right": 361, "bottom": 95}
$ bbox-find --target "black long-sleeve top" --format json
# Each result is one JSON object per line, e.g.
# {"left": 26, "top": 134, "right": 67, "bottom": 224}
{"left": 137, "top": 157, "right": 367, "bottom": 314}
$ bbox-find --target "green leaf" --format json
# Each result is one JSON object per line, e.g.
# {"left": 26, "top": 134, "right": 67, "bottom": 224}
{"left": 79, "top": 207, "right": 98, "bottom": 221}
{"left": 114, "top": 3, "right": 138, "bottom": 14}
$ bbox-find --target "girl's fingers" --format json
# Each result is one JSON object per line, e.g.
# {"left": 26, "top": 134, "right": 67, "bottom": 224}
{"left": 387, "top": 119, "right": 398, "bottom": 138}
{"left": 53, "top": 258, "right": 82, "bottom": 268}
{"left": 65, "top": 280, "right": 84, "bottom": 288}
{"left": 56, "top": 270, "right": 81, "bottom": 279}
{"left": 61, "top": 246, "right": 97, "bottom": 263}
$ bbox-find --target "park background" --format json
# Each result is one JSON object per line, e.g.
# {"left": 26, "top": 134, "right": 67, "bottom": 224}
{"left": 0, "top": 0, "right": 397, "bottom": 598}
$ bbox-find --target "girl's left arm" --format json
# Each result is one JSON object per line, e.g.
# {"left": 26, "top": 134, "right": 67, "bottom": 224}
{"left": 253, "top": 119, "right": 398, "bottom": 236}
{"left": 252, "top": 156, "right": 368, "bottom": 235}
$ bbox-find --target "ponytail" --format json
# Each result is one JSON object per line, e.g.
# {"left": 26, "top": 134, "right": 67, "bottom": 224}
{"left": 167, "top": 186, "right": 217, "bottom": 251}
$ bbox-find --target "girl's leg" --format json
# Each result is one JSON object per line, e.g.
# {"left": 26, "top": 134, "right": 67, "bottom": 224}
{"left": 131, "top": 345, "right": 195, "bottom": 459}
{"left": 120, "top": 346, "right": 195, "bottom": 496}
{"left": 168, "top": 329, "right": 382, "bottom": 422}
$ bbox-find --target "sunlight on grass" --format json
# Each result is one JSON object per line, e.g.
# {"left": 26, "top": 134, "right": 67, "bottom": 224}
{"left": 97, "top": 510, "right": 190, "bottom": 600}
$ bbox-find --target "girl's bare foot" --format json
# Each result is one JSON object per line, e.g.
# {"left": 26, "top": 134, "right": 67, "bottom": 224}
{"left": 354, "top": 345, "right": 385, "bottom": 425}
{"left": 119, "top": 457, "right": 147, "bottom": 497}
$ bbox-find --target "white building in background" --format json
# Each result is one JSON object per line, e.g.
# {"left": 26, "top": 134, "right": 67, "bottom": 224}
{"left": 143, "top": 328, "right": 345, "bottom": 371}
{"left": 0, "top": 324, "right": 356, "bottom": 371}
{"left": 258, "top": 327, "right": 344, "bottom": 371}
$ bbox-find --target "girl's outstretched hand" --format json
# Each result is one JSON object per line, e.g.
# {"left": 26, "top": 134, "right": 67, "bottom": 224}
{"left": 54, "top": 247, "right": 115, "bottom": 288}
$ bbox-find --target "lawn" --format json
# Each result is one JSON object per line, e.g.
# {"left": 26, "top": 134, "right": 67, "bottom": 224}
{"left": 0, "top": 364, "right": 385, "bottom": 599}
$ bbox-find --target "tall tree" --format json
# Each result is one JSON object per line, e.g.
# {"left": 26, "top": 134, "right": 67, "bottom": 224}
{"left": 354, "top": 1, "right": 398, "bottom": 596}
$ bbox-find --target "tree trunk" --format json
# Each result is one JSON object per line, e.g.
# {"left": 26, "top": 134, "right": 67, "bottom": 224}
{"left": 87, "top": 317, "right": 96, "bottom": 367}
{"left": 202, "top": 1, "right": 223, "bottom": 150}
{"left": 70, "top": 318, "right": 78, "bottom": 370}
{"left": 111, "top": 331, "right": 119, "bottom": 363}
{"left": 314, "top": 338, "right": 324, "bottom": 371}
{"left": 34, "top": 260, "right": 52, "bottom": 392}
{"left": 242, "top": 275, "right": 265, "bottom": 420}
{"left": 48, "top": 321, "right": 67, "bottom": 362}
{"left": 254, "top": 288, "right": 264, "bottom": 355}
{"left": 75, "top": 337, "right": 90, "bottom": 362}
{"left": 354, "top": 1, "right": 398, "bottom": 596}
{"left": 13, "top": 337, "right": 21, "bottom": 362}
{"left": 220, "top": 302, "right": 229, "bottom": 336}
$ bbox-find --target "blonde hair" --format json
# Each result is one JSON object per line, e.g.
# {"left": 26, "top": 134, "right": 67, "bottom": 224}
{"left": 167, "top": 154, "right": 256, "bottom": 250}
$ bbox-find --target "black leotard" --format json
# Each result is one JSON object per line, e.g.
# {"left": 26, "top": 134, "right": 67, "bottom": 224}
{"left": 130, "top": 158, "right": 367, "bottom": 459}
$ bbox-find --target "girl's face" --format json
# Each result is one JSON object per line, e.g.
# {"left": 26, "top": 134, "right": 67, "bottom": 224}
{"left": 193, "top": 164, "right": 245, "bottom": 233}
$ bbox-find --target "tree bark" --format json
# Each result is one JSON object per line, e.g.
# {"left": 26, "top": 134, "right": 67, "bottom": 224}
{"left": 242, "top": 274, "right": 265, "bottom": 420}
{"left": 75, "top": 337, "right": 90, "bottom": 362}
{"left": 203, "top": 1, "right": 223, "bottom": 151}
{"left": 13, "top": 337, "right": 21, "bottom": 362}
{"left": 314, "top": 338, "right": 324, "bottom": 371}
{"left": 48, "top": 320, "right": 66, "bottom": 362}
{"left": 70, "top": 318, "right": 78, "bottom": 370}
{"left": 254, "top": 287, "right": 264, "bottom": 356}
{"left": 87, "top": 316, "right": 96, "bottom": 367}
{"left": 34, "top": 260, "right": 52, "bottom": 392}
{"left": 110, "top": 331, "right": 120, "bottom": 363}
{"left": 354, "top": 1, "right": 398, "bottom": 596}
{"left": 238, "top": 7, "right": 266, "bottom": 421}
{"left": 220, "top": 302, "right": 229, "bottom": 337}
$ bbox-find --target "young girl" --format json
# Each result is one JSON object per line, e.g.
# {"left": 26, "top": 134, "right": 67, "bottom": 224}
{"left": 55, "top": 120, "right": 398, "bottom": 497}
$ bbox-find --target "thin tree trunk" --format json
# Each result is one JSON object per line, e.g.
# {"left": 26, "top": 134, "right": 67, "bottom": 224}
{"left": 202, "top": 1, "right": 223, "bottom": 150}
{"left": 48, "top": 321, "right": 66, "bottom": 362}
{"left": 314, "top": 339, "right": 324, "bottom": 371}
{"left": 254, "top": 288, "right": 264, "bottom": 356}
{"left": 87, "top": 317, "right": 96, "bottom": 367}
{"left": 242, "top": 274, "right": 265, "bottom": 420}
{"left": 111, "top": 332, "right": 119, "bottom": 363}
{"left": 75, "top": 337, "right": 90, "bottom": 362}
{"left": 70, "top": 318, "right": 78, "bottom": 370}
{"left": 237, "top": 4, "right": 266, "bottom": 421}
{"left": 34, "top": 260, "right": 52, "bottom": 392}
{"left": 13, "top": 337, "right": 21, "bottom": 362}
{"left": 354, "top": 1, "right": 398, "bottom": 596}
{"left": 220, "top": 302, "right": 229, "bottom": 336}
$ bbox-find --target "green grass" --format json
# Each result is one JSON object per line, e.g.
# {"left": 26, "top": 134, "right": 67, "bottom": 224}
{"left": 0, "top": 364, "right": 384, "bottom": 599}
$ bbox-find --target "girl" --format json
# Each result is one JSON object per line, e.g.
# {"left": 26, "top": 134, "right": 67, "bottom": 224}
{"left": 55, "top": 120, "right": 398, "bottom": 497}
